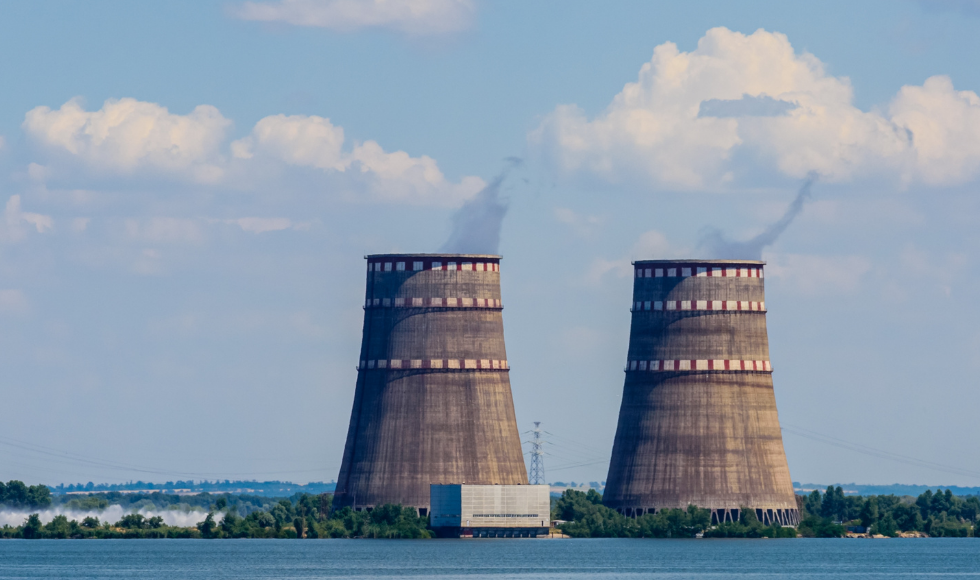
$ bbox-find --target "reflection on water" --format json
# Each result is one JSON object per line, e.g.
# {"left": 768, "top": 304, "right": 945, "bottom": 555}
{"left": 1, "top": 538, "right": 979, "bottom": 579}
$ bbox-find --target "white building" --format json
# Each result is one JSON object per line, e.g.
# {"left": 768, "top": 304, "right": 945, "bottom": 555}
{"left": 429, "top": 484, "right": 551, "bottom": 538}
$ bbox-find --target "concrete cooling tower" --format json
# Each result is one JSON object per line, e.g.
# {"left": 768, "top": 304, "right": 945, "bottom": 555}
{"left": 603, "top": 260, "right": 799, "bottom": 526}
{"left": 333, "top": 254, "right": 528, "bottom": 514}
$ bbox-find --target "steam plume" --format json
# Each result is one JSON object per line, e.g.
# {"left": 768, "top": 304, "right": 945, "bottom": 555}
{"left": 439, "top": 158, "right": 521, "bottom": 254}
{"left": 699, "top": 173, "right": 816, "bottom": 259}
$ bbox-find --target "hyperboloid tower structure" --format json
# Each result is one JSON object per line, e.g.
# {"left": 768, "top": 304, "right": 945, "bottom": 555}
{"left": 603, "top": 260, "right": 799, "bottom": 526}
{"left": 333, "top": 254, "right": 528, "bottom": 513}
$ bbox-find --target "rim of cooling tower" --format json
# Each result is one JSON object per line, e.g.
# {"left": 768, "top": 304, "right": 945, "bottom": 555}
{"left": 632, "top": 259, "right": 765, "bottom": 265}
{"left": 366, "top": 253, "right": 502, "bottom": 260}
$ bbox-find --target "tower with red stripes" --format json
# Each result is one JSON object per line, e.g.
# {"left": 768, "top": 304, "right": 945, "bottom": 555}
{"left": 333, "top": 254, "right": 528, "bottom": 513}
{"left": 603, "top": 259, "right": 799, "bottom": 526}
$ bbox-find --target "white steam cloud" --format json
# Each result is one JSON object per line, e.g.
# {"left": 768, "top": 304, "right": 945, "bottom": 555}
{"left": 699, "top": 173, "right": 816, "bottom": 259}
{"left": 0, "top": 505, "right": 217, "bottom": 528}
{"left": 439, "top": 158, "right": 521, "bottom": 255}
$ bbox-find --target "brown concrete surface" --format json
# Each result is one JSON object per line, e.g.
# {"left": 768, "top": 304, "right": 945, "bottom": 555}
{"left": 603, "top": 260, "right": 799, "bottom": 526}
{"left": 333, "top": 254, "right": 527, "bottom": 511}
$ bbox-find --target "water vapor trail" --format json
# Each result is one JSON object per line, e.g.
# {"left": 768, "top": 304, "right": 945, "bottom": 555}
{"left": 0, "top": 505, "right": 216, "bottom": 528}
{"left": 699, "top": 173, "right": 817, "bottom": 259}
{"left": 439, "top": 158, "right": 521, "bottom": 254}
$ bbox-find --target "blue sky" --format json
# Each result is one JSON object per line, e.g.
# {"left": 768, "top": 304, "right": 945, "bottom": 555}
{"left": 2, "top": 0, "right": 980, "bottom": 488}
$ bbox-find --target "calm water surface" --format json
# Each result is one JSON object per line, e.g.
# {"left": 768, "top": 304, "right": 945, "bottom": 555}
{"left": 1, "top": 538, "right": 979, "bottom": 579}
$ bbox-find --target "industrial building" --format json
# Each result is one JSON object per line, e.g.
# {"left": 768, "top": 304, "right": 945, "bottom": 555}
{"left": 603, "top": 260, "right": 799, "bottom": 526}
{"left": 333, "top": 254, "right": 528, "bottom": 514}
{"left": 430, "top": 484, "right": 551, "bottom": 538}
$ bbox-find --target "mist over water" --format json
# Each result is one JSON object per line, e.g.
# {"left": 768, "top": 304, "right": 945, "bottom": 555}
{"left": 439, "top": 158, "right": 521, "bottom": 255}
{"left": 699, "top": 173, "right": 817, "bottom": 259}
{"left": 0, "top": 505, "right": 216, "bottom": 528}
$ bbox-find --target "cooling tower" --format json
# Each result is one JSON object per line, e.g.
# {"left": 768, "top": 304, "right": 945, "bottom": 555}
{"left": 333, "top": 254, "right": 528, "bottom": 513}
{"left": 603, "top": 260, "right": 799, "bottom": 526}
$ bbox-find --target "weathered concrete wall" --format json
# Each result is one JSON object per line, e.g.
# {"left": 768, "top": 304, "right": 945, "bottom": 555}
{"left": 603, "top": 260, "right": 799, "bottom": 526}
{"left": 334, "top": 254, "right": 528, "bottom": 511}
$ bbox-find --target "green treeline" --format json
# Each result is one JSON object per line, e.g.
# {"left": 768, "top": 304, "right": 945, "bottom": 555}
{"left": 0, "top": 491, "right": 431, "bottom": 539}
{"left": 800, "top": 486, "right": 979, "bottom": 537}
{"left": 552, "top": 489, "right": 795, "bottom": 538}
{"left": 0, "top": 481, "right": 52, "bottom": 510}
{"left": 551, "top": 487, "right": 980, "bottom": 538}
{"left": 4, "top": 480, "right": 980, "bottom": 539}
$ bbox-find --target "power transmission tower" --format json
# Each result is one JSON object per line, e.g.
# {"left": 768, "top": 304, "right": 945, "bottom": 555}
{"left": 528, "top": 422, "right": 545, "bottom": 485}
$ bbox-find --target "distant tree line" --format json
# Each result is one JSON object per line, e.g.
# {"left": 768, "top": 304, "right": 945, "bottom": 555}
{"left": 1, "top": 493, "right": 430, "bottom": 539}
{"left": 0, "top": 481, "right": 52, "bottom": 509}
{"left": 550, "top": 487, "right": 980, "bottom": 538}
{"left": 800, "top": 486, "right": 979, "bottom": 537}
{"left": 51, "top": 480, "right": 337, "bottom": 496}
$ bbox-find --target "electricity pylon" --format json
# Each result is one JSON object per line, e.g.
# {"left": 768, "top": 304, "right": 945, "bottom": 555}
{"left": 528, "top": 422, "right": 545, "bottom": 485}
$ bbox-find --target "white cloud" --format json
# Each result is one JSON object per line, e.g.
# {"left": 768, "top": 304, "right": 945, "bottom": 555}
{"left": 24, "top": 98, "right": 230, "bottom": 182}
{"left": 24, "top": 100, "right": 482, "bottom": 206}
{"left": 232, "top": 113, "right": 484, "bottom": 204}
{"left": 232, "top": 114, "right": 345, "bottom": 170}
{"left": 3, "top": 195, "right": 53, "bottom": 240}
{"left": 234, "top": 0, "right": 475, "bottom": 35}
{"left": 0, "top": 289, "right": 29, "bottom": 315}
{"left": 529, "top": 27, "right": 980, "bottom": 189}
{"left": 764, "top": 253, "right": 872, "bottom": 296}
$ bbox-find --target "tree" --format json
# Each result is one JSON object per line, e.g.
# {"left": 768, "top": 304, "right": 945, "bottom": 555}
{"left": 22, "top": 514, "right": 42, "bottom": 539}
{"left": 117, "top": 514, "right": 146, "bottom": 529}
{"left": 294, "top": 517, "right": 305, "bottom": 538}
{"left": 4, "top": 481, "right": 29, "bottom": 506}
{"left": 26, "top": 485, "right": 52, "bottom": 508}
{"left": 306, "top": 515, "right": 319, "bottom": 538}
{"left": 860, "top": 497, "right": 879, "bottom": 528}
{"left": 45, "top": 515, "right": 71, "bottom": 539}
{"left": 820, "top": 486, "right": 845, "bottom": 521}
{"left": 803, "top": 490, "right": 821, "bottom": 517}
{"left": 147, "top": 516, "right": 164, "bottom": 528}
{"left": 221, "top": 511, "right": 240, "bottom": 536}
{"left": 197, "top": 512, "right": 218, "bottom": 538}
{"left": 874, "top": 513, "right": 898, "bottom": 537}
{"left": 82, "top": 516, "right": 100, "bottom": 529}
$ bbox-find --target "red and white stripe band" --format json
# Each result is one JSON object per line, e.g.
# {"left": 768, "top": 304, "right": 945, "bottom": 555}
{"left": 366, "top": 297, "right": 502, "bottom": 308}
{"left": 369, "top": 260, "right": 499, "bottom": 273}
{"left": 360, "top": 359, "right": 509, "bottom": 370}
{"left": 627, "top": 359, "right": 772, "bottom": 372}
{"left": 635, "top": 266, "right": 763, "bottom": 279}
{"left": 633, "top": 300, "right": 765, "bottom": 312}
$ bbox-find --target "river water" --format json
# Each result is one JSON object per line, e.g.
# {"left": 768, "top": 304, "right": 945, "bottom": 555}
{"left": 1, "top": 538, "right": 979, "bottom": 579}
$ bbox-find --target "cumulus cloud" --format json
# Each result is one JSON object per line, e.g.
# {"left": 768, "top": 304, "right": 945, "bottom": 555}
{"left": 24, "top": 98, "right": 230, "bottom": 183}
{"left": 233, "top": 0, "right": 475, "bottom": 35}
{"left": 22, "top": 99, "right": 481, "bottom": 206}
{"left": 529, "top": 27, "right": 980, "bottom": 189}
{"left": 232, "top": 113, "right": 484, "bottom": 204}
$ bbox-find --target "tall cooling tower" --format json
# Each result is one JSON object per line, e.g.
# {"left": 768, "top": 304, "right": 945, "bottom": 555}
{"left": 333, "top": 254, "right": 528, "bottom": 513}
{"left": 603, "top": 260, "right": 799, "bottom": 526}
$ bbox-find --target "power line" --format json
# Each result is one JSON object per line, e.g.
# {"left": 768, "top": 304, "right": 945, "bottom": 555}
{"left": 781, "top": 424, "right": 980, "bottom": 480}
